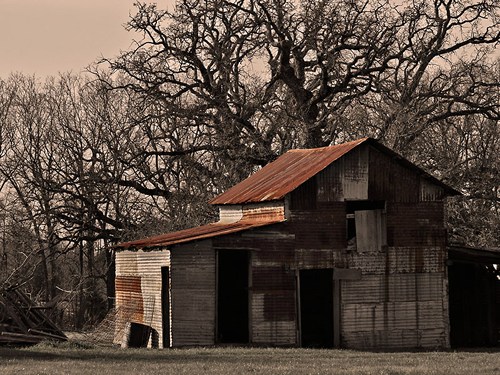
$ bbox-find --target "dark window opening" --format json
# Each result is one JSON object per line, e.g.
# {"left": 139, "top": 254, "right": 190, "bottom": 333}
{"left": 346, "top": 214, "right": 356, "bottom": 248}
{"left": 217, "top": 250, "right": 249, "bottom": 344}
{"left": 299, "top": 269, "right": 334, "bottom": 348}
{"left": 345, "top": 200, "right": 386, "bottom": 252}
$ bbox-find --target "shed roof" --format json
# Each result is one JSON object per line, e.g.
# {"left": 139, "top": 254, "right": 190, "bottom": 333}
{"left": 117, "top": 218, "right": 283, "bottom": 250}
{"left": 210, "top": 137, "right": 460, "bottom": 205}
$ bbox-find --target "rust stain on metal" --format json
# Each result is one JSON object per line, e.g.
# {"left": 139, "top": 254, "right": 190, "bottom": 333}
{"left": 115, "top": 275, "right": 144, "bottom": 323}
{"left": 117, "top": 217, "right": 284, "bottom": 250}
{"left": 210, "top": 138, "right": 369, "bottom": 205}
{"left": 210, "top": 137, "right": 460, "bottom": 205}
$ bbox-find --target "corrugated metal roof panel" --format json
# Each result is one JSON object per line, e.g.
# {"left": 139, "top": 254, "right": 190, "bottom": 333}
{"left": 210, "top": 138, "right": 368, "bottom": 204}
{"left": 117, "top": 218, "right": 284, "bottom": 250}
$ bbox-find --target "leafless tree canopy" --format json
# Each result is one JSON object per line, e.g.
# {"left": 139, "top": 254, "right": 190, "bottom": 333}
{"left": 0, "top": 0, "right": 498, "bottom": 328}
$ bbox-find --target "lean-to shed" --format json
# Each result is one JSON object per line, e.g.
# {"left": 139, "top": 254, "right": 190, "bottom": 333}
{"left": 114, "top": 137, "right": 499, "bottom": 349}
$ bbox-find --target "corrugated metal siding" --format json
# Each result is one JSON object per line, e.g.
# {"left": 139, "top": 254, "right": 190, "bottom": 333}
{"left": 420, "top": 178, "right": 446, "bottom": 201}
{"left": 343, "top": 247, "right": 445, "bottom": 274}
{"left": 114, "top": 250, "right": 170, "bottom": 348}
{"left": 342, "top": 146, "right": 369, "bottom": 200}
{"left": 251, "top": 256, "right": 297, "bottom": 345}
{"left": 170, "top": 240, "right": 215, "bottom": 346}
{"left": 368, "top": 146, "right": 420, "bottom": 203}
{"left": 290, "top": 206, "right": 346, "bottom": 250}
{"left": 386, "top": 202, "right": 445, "bottom": 247}
{"left": 252, "top": 293, "right": 297, "bottom": 345}
{"left": 340, "top": 242, "right": 448, "bottom": 350}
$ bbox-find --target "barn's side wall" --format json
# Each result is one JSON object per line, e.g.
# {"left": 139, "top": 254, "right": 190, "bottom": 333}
{"left": 170, "top": 239, "right": 216, "bottom": 346}
{"left": 114, "top": 249, "right": 170, "bottom": 347}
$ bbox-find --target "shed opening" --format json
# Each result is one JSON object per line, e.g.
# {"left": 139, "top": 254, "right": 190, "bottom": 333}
{"left": 449, "top": 262, "right": 499, "bottom": 347}
{"left": 126, "top": 322, "right": 153, "bottom": 348}
{"left": 299, "top": 268, "right": 334, "bottom": 348}
{"left": 217, "top": 250, "right": 249, "bottom": 344}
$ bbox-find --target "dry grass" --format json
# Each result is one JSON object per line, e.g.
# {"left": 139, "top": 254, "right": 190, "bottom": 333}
{"left": 1, "top": 342, "right": 499, "bottom": 375}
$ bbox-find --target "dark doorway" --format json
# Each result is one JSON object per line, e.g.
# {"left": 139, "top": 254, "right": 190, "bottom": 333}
{"left": 127, "top": 322, "right": 152, "bottom": 348}
{"left": 299, "top": 268, "right": 334, "bottom": 348}
{"left": 217, "top": 250, "right": 249, "bottom": 343}
{"left": 161, "top": 266, "right": 170, "bottom": 348}
{"left": 449, "top": 262, "right": 499, "bottom": 347}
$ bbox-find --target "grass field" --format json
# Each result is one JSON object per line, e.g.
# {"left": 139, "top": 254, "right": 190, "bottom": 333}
{"left": 0, "top": 342, "right": 499, "bottom": 375}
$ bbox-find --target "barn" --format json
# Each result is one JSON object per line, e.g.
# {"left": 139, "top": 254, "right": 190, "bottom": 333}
{"left": 113, "top": 137, "right": 500, "bottom": 349}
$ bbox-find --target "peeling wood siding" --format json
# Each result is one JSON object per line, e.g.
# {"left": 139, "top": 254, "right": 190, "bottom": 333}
{"left": 170, "top": 240, "right": 215, "bottom": 346}
{"left": 114, "top": 250, "right": 170, "bottom": 348}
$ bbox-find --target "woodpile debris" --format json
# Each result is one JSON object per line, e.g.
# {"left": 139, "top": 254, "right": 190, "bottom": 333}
{"left": 0, "top": 287, "right": 67, "bottom": 345}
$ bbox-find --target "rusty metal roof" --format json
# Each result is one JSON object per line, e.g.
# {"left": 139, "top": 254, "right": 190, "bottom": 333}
{"left": 210, "top": 137, "right": 461, "bottom": 205}
{"left": 210, "top": 138, "right": 369, "bottom": 204}
{"left": 116, "top": 218, "right": 284, "bottom": 250}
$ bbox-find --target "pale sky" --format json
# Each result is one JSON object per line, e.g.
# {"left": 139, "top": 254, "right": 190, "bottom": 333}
{"left": 0, "top": 0, "right": 175, "bottom": 77}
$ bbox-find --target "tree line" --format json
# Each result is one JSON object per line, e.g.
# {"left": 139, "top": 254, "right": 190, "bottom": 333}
{"left": 0, "top": 0, "right": 498, "bottom": 328}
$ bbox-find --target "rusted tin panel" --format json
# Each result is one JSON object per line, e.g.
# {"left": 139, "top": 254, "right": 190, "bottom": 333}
{"left": 218, "top": 202, "right": 286, "bottom": 223}
{"left": 210, "top": 138, "right": 369, "bottom": 204}
{"left": 114, "top": 250, "right": 170, "bottom": 348}
{"left": 115, "top": 275, "right": 143, "bottom": 345}
{"left": 117, "top": 218, "right": 284, "bottom": 250}
{"left": 170, "top": 240, "right": 215, "bottom": 347}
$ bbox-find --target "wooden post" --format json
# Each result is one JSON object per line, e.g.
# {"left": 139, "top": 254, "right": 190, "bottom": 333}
{"left": 295, "top": 269, "right": 302, "bottom": 347}
{"left": 333, "top": 279, "right": 341, "bottom": 348}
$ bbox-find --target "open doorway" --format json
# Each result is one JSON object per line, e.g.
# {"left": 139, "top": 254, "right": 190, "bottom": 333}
{"left": 299, "top": 268, "right": 334, "bottom": 348}
{"left": 448, "top": 246, "right": 500, "bottom": 347}
{"left": 449, "top": 262, "right": 499, "bottom": 347}
{"left": 217, "top": 250, "right": 249, "bottom": 343}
